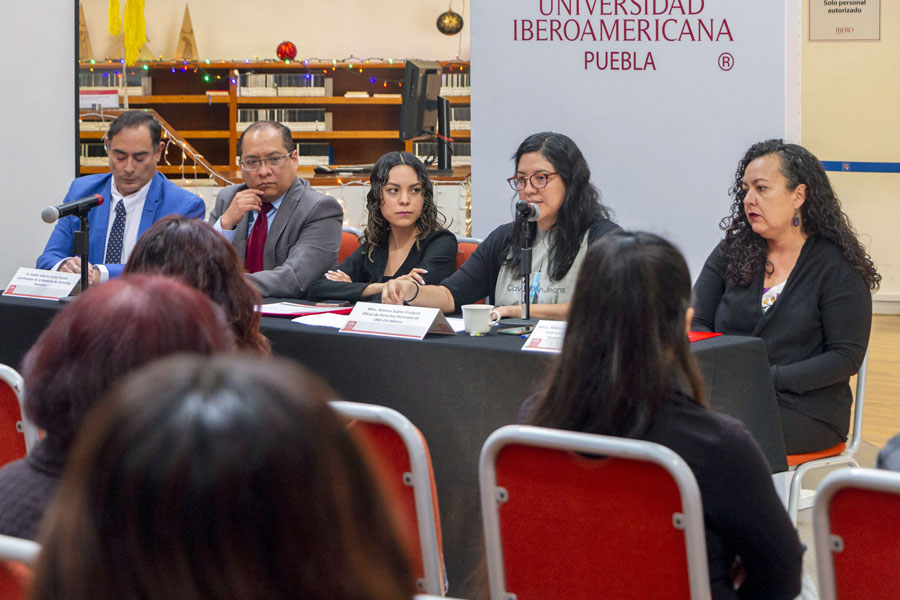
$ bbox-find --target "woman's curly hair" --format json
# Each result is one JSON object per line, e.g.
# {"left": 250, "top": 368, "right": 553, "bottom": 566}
{"left": 363, "top": 151, "right": 446, "bottom": 261}
{"left": 719, "top": 139, "right": 880, "bottom": 290}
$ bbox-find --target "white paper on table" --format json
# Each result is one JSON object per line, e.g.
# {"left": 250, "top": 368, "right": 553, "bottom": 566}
{"left": 444, "top": 317, "right": 466, "bottom": 333}
{"left": 258, "top": 302, "right": 352, "bottom": 317}
{"left": 521, "top": 319, "right": 567, "bottom": 353}
{"left": 291, "top": 313, "right": 350, "bottom": 328}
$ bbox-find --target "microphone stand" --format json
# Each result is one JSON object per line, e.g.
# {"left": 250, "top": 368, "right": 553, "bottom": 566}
{"left": 72, "top": 210, "right": 92, "bottom": 293}
{"left": 519, "top": 217, "right": 533, "bottom": 320}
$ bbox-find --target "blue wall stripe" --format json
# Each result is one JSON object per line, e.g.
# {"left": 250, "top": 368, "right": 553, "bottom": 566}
{"left": 821, "top": 161, "right": 900, "bottom": 174}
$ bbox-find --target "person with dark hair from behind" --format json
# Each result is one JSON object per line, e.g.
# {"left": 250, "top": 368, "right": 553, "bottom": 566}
{"left": 37, "top": 110, "right": 207, "bottom": 283}
{"left": 31, "top": 354, "right": 414, "bottom": 600}
{"left": 124, "top": 215, "right": 271, "bottom": 355}
{"left": 209, "top": 120, "right": 344, "bottom": 298}
{"left": 383, "top": 131, "right": 619, "bottom": 319}
{"left": 0, "top": 276, "right": 235, "bottom": 540}
{"left": 692, "top": 139, "right": 879, "bottom": 455}
{"left": 524, "top": 232, "right": 803, "bottom": 599}
{"left": 307, "top": 151, "right": 457, "bottom": 301}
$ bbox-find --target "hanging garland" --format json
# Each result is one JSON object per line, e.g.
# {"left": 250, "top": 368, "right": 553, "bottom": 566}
{"left": 108, "top": 0, "right": 146, "bottom": 66}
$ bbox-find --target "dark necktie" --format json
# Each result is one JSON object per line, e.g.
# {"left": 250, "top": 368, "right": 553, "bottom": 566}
{"left": 104, "top": 200, "right": 127, "bottom": 263}
{"left": 245, "top": 203, "right": 274, "bottom": 273}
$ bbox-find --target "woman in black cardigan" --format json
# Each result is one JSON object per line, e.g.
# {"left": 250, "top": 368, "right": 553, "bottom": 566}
{"left": 692, "top": 139, "right": 880, "bottom": 454}
{"left": 306, "top": 151, "right": 457, "bottom": 302}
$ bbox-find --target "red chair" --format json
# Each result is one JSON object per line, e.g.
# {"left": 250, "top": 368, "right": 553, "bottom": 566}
{"left": 813, "top": 468, "right": 900, "bottom": 600}
{"left": 331, "top": 401, "right": 446, "bottom": 596}
{"left": 339, "top": 226, "right": 362, "bottom": 262}
{"left": 0, "top": 365, "right": 39, "bottom": 468}
{"left": 455, "top": 236, "right": 481, "bottom": 270}
{"left": 480, "top": 425, "right": 710, "bottom": 600}
{"left": 0, "top": 534, "right": 39, "bottom": 600}
{"left": 785, "top": 350, "right": 868, "bottom": 524}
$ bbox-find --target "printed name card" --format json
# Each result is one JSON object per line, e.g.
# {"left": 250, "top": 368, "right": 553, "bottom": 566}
{"left": 340, "top": 302, "right": 455, "bottom": 340}
{"left": 522, "top": 319, "right": 567, "bottom": 353}
{"left": 3, "top": 268, "right": 80, "bottom": 300}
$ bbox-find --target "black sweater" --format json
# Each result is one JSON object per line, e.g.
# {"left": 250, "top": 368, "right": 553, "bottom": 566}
{"left": 305, "top": 229, "right": 457, "bottom": 302}
{"left": 692, "top": 237, "right": 871, "bottom": 439}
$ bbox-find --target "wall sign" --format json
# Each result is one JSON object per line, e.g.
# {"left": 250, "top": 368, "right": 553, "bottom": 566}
{"left": 809, "top": 0, "right": 880, "bottom": 41}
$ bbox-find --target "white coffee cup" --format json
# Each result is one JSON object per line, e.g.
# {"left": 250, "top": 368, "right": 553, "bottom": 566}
{"left": 462, "top": 304, "right": 501, "bottom": 336}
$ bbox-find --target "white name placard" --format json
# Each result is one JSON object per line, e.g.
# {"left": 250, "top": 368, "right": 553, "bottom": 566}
{"left": 3, "top": 268, "right": 80, "bottom": 300}
{"left": 340, "top": 302, "right": 455, "bottom": 340}
{"left": 522, "top": 319, "right": 568, "bottom": 353}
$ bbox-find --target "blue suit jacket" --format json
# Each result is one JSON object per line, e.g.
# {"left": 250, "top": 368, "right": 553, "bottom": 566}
{"left": 36, "top": 173, "right": 206, "bottom": 278}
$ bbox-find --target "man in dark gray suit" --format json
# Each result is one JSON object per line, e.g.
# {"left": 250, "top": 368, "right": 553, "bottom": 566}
{"left": 210, "top": 121, "right": 342, "bottom": 298}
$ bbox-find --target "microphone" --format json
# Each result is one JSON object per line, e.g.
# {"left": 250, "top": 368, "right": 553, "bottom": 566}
{"left": 41, "top": 194, "right": 104, "bottom": 224}
{"left": 515, "top": 200, "right": 541, "bottom": 222}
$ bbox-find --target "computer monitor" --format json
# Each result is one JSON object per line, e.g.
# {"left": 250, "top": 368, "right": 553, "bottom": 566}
{"left": 399, "top": 60, "right": 442, "bottom": 141}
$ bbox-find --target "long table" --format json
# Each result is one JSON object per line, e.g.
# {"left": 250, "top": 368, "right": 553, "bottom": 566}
{"left": 0, "top": 296, "right": 787, "bottom": 595}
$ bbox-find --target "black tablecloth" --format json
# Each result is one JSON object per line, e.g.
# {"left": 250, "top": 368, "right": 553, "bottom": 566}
{"left": 0, "top": 295, "right": 787, "bottom": 594}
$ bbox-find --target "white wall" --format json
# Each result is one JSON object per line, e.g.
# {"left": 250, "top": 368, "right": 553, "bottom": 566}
{"left": 81, "top": 0, "right": 471, "bottom": 61}
{"left": 0, "top": 1, "right": 75, "bottom": 283}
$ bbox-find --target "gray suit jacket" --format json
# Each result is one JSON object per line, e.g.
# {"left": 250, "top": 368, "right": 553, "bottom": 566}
{"left": 209, "top": 177, "right": 342, "bottom": 298}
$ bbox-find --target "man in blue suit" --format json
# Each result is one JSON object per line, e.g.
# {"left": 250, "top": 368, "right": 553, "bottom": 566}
{"left": 36, "top": 111, "right": 206, "bottom": 283}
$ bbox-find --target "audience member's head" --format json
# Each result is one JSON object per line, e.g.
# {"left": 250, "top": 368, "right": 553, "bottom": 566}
{"left": 125, "top": 215, "right": 271, "bottom": 354}
{"left": 32, "top": 355, "right": 414, "bottom": 600}
{"left": 528, "top": 231, "right": 704, "bottom": 437}
{"left": 22, "top": 275, "right": 235, "bottom": 450}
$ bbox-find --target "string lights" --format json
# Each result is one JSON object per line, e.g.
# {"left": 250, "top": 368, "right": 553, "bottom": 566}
{"left": 78, "top": 56, "right": 469, "bottom": 91}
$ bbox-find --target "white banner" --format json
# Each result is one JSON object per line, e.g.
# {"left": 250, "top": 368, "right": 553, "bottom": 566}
{"left": 471, "top": 0, "right": 796, "bottom": 280}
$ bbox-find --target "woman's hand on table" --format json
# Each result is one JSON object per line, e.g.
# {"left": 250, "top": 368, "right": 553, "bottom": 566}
{"left": 397, "top": 268, "right": 427, "bottom": 286}
{"left": 324, "top": 269, "right": 352, "bottom": 282}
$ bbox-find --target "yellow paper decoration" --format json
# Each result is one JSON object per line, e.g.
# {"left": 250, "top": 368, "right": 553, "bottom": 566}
{"left": 123, "top": 0, "right": 146, "bottom": 66}
{"left": 108, "top": 0, "right": 121, "bottom": 35}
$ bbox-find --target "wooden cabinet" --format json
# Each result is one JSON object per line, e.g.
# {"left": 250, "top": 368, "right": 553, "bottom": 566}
{"left": 78, "top": 60, "right": 471, "bottom": 181}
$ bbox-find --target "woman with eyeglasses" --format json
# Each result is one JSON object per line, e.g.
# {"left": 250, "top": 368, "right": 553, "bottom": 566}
{"left": 306, "top": 151, "right": 457, "bottom": 302}
{"left": 383, "top": 132, "right": 619, "bottom": 319}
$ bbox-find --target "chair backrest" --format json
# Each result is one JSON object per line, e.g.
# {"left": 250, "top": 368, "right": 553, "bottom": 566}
{"left": 340, "top": 226, "right": 362, "bottom": 263}
{"left": 814, "top": 468, "right": 900, "bottom": 600}
{"left": 0, "top": 365, "right": 39, "bottom": 466}
{"left": 0, "top": 534, "right": 40, "bottom": 600}
{"left": 330, "top": 401, "right": 445, "bottom": 595}
{"left": 480, "top": 425, "right": 709, "bottom": 600}
{"left": 455, "top": 236, "right": 481, "bottom": 270}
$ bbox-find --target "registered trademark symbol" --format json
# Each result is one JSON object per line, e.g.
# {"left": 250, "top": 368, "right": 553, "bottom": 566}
{"left": 718, "top": 53, "right": 734, "bottom": 71}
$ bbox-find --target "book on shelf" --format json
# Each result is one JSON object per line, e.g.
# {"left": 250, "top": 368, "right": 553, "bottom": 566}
{"left": 440, "top": 71, "right": 470, "bottom": 97}
{"left": 412, "top": 141, "right": 471, "bottom": 167}
{"left": 80, "top": 142, "right": 107, "bottom": 166}
{"left": 450, "top": 106, "right": 471, "bottom": 131}
{"left": 343, "top": 91, "right": 370, "bottom": 98}
{"left": 295, "top": 142, "right": 332, "bottom": 166}
{"left": 237, "top": 73, "right": 332, "bottom": 97}
{"left": 79, "top": 120, "right": 111, "bottom": 132}
{"left": 236, "top": 108, "right": 332, "bottom": 132}
{"left": 372, "top": 93, "right": 402, "bottom": 99}
{"left": 79, "top": 70, "right": 151, "bottom": 96}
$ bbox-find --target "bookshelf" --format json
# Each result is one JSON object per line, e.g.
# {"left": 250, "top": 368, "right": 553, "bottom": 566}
{"left": 78, "top": 60, "right": 471, "bottom": 182}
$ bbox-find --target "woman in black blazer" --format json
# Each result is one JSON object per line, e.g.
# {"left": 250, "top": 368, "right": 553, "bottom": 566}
{"left": 692, "top": 140, "right": 880, "bottom": 454}
{"left": 306, "top": 151, "right": 456, "bottom": 302}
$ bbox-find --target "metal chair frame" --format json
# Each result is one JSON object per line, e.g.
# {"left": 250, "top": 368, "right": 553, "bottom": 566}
{"left": 331, "top": 401, "right": 445, "bottom": 596}
{"left": 813, "top": 468, "right": 900, "bottom": 600}
{"left": 786, "top": 351, "right": 868, "bottom": 524}
{"left": 0, "top": 364, "right": 39, "bottom": 454}
{"left": 479, "top": 424, "right": 710, "bottom": 600}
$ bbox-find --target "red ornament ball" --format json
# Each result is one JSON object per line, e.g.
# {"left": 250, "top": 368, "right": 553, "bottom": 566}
{"left": 277, "top": 41, "right": 297, "bottom": 61}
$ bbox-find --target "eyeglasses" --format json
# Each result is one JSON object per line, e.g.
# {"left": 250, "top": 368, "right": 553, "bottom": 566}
{"left": 239, "top": 152, "right": 293, "bottom": 171}
{"left": 507, "top": 172, "right": 559, "bottom": 191}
